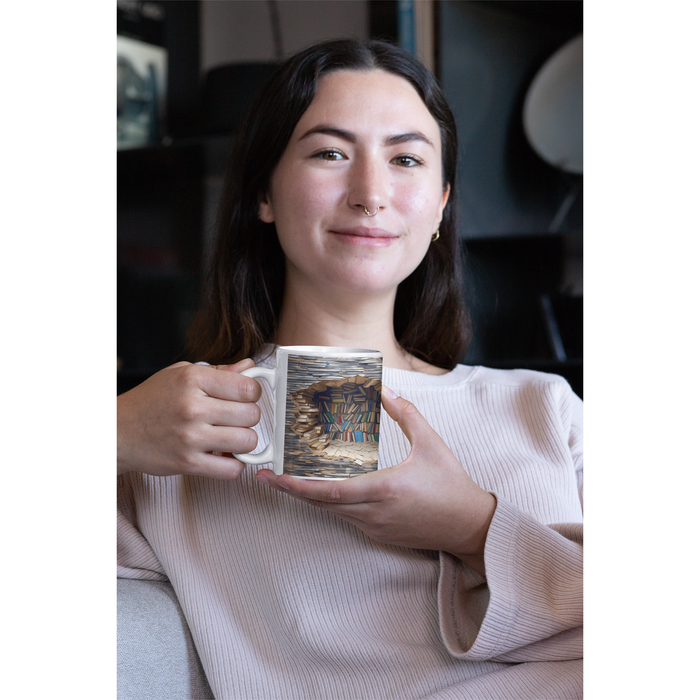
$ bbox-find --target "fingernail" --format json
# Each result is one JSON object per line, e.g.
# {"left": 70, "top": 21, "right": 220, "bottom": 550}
{"left": 277, "top": 479, "right": 290, "bottom": 491}
{"left": 382, "top": 385, "right": 398, "bottom": 399}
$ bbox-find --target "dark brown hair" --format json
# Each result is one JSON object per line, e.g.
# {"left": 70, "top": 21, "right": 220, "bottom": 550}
{"left": 187, "top": 38, "right": 470, "bottom": 368}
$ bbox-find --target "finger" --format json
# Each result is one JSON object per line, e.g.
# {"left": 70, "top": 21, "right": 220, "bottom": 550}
{"left": 203, "top": 425, "right": 259, "bottom": 455}
{"left": 255, "top": 471, "right": 320, "bottom": 504}
{"left": 255, "top": 471, "right": 378, "bottom": 521}
{"left": 257, "top": 469, "right": 384, "bottom": 504}
{"left": 202, "top": 396, "right": 261, "bottom": 428}
{"left": 211, "top": 358, "right": 255, "bottom": 373}
{"left": 197, "top": 365, "right": 262, "bottom": 403}
{"left": 254, "top": 469, "right": 346, "bottom": 504}
{"left": 191, "top": 452, "right": 248, "bottom": 480}
{"left": 380, "top": 386, "right": 437, "bottom": 446}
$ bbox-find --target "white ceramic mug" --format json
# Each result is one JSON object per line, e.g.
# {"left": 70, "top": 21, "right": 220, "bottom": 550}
{"left": 234, "top": 346, "right": 383, "bottom": 479}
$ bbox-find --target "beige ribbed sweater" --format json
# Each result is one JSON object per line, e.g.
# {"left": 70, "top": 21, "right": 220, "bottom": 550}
{"left": 118, "top": 357, "right": 583, "bottom": 700}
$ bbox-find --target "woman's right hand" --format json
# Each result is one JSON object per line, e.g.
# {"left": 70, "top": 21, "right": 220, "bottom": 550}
{"left": 117, "top": 359, "right": 262, "bottom": 480}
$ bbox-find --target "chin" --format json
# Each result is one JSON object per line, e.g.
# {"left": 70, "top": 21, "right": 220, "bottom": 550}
{"left": 291, "top": 256, "right": 420, "bottom": 297}
{"left": 325, "top": 272, "right": 405, "bottom": 297}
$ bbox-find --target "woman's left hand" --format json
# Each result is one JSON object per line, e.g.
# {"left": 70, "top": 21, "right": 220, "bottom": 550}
{"left": 255, "top": 387, "right": 496, "bottom": 575}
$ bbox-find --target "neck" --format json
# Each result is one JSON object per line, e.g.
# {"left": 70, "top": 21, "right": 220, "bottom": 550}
{"left": 275, "top": 271, "right": 419, "bottom": 371}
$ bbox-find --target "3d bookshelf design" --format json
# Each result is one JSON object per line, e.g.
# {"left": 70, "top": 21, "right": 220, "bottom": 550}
{"left": 284, "top": 354, "right": 383, "bottom": 478}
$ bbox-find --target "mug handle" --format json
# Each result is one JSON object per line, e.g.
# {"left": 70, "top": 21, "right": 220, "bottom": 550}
{"left": 232, "top": 366, "right": 277, "bottom": 465}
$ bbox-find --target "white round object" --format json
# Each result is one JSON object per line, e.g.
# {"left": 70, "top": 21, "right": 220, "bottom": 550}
{"left": 523, "top": 34, "right": 583, "bottom": 174}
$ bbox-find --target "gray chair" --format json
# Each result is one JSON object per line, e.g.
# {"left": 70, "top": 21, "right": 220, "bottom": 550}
{"left": 117, "top": 579, "right": 214, "bottom": 700}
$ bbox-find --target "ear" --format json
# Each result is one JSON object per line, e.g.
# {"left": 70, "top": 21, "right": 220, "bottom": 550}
{"left": 435, "top": 183, "right": 450, "bottom": 228}
{"left": 258, "top": 195, "right": 275, "bottom": 223}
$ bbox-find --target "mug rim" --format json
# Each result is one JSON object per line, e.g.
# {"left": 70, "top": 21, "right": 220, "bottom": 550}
{"left": 280, "top": 345, "right": 382, "bottom": 356}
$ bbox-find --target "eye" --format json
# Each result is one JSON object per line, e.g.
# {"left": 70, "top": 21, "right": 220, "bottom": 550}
{"left": 393, "top": 154, "right": 424, "bottom": 168}
{"left": 314, "top": 148, "right": 346, "bottom": 161}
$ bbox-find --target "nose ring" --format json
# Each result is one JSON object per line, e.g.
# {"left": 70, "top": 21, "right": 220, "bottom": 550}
{"left": 364, "top": 206, "right": 378, "bottom": 217}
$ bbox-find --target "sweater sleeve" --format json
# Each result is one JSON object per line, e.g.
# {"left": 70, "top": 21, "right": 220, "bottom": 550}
{"left": 437, "top": 384, "right": 583, "bottom": 662}
{"left": 117, "top": 474, "right": 168, "bottom": 581}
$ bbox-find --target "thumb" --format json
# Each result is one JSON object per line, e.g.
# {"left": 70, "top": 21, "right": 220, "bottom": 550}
{"left": 211, "top": 358, "right": 255, "bottom": 373}
{"left": 381, "top": 386, "right": 437, "bottom": 446}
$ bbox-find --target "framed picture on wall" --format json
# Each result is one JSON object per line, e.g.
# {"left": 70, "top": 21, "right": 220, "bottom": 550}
{"left": 117, "top": 1, "right": 168, "bottom": 149}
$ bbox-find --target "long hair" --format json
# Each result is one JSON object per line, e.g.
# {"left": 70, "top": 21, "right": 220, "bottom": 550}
{"left": 187, "top": 39, "right": 470, "bottom": 369}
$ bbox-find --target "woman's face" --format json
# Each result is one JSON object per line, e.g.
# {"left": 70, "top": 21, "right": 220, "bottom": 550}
{"left": 259, "top": 69, "right": 450, "bottom": 298}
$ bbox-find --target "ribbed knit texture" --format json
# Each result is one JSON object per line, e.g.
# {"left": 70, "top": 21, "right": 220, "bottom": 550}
{"left": 118, "top": 353, "right": 583, "bottom": 699}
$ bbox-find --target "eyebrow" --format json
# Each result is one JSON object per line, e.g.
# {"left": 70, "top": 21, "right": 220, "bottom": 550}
{"left": 299, "top": 124, "right": 435, "bottom": 149}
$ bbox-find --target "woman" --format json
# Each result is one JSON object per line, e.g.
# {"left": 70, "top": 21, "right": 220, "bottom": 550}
{"left": 118, "top": 39, "right": 582, "bottom": 699}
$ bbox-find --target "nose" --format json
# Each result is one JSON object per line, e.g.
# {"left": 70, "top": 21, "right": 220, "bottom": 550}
{"left": 347, "top": 154, "right": 389, "bottom": 216}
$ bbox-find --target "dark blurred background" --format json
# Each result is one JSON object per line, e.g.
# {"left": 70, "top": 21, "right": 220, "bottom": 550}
{"left": 117, "top": 0, "right": 583, "bottom": 398}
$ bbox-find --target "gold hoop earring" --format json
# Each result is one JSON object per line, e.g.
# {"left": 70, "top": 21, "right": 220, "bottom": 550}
{"left": 364, "top": 206, "right": 378, "bottom": 217}
{"left": 431, "top": 229, "right": 440, "bottom": 242}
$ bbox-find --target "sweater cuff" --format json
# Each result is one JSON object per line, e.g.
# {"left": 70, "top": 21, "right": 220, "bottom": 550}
{"left": 438, "top": 494, "right": 583, "bottom": 660}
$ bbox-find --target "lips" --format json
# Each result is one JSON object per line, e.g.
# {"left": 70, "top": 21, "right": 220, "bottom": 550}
{"left": 329, "top": 226, "right": 399, "bottom": 248}
{"left": 330, "top": 226, "right": 399, "bottom": 240}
